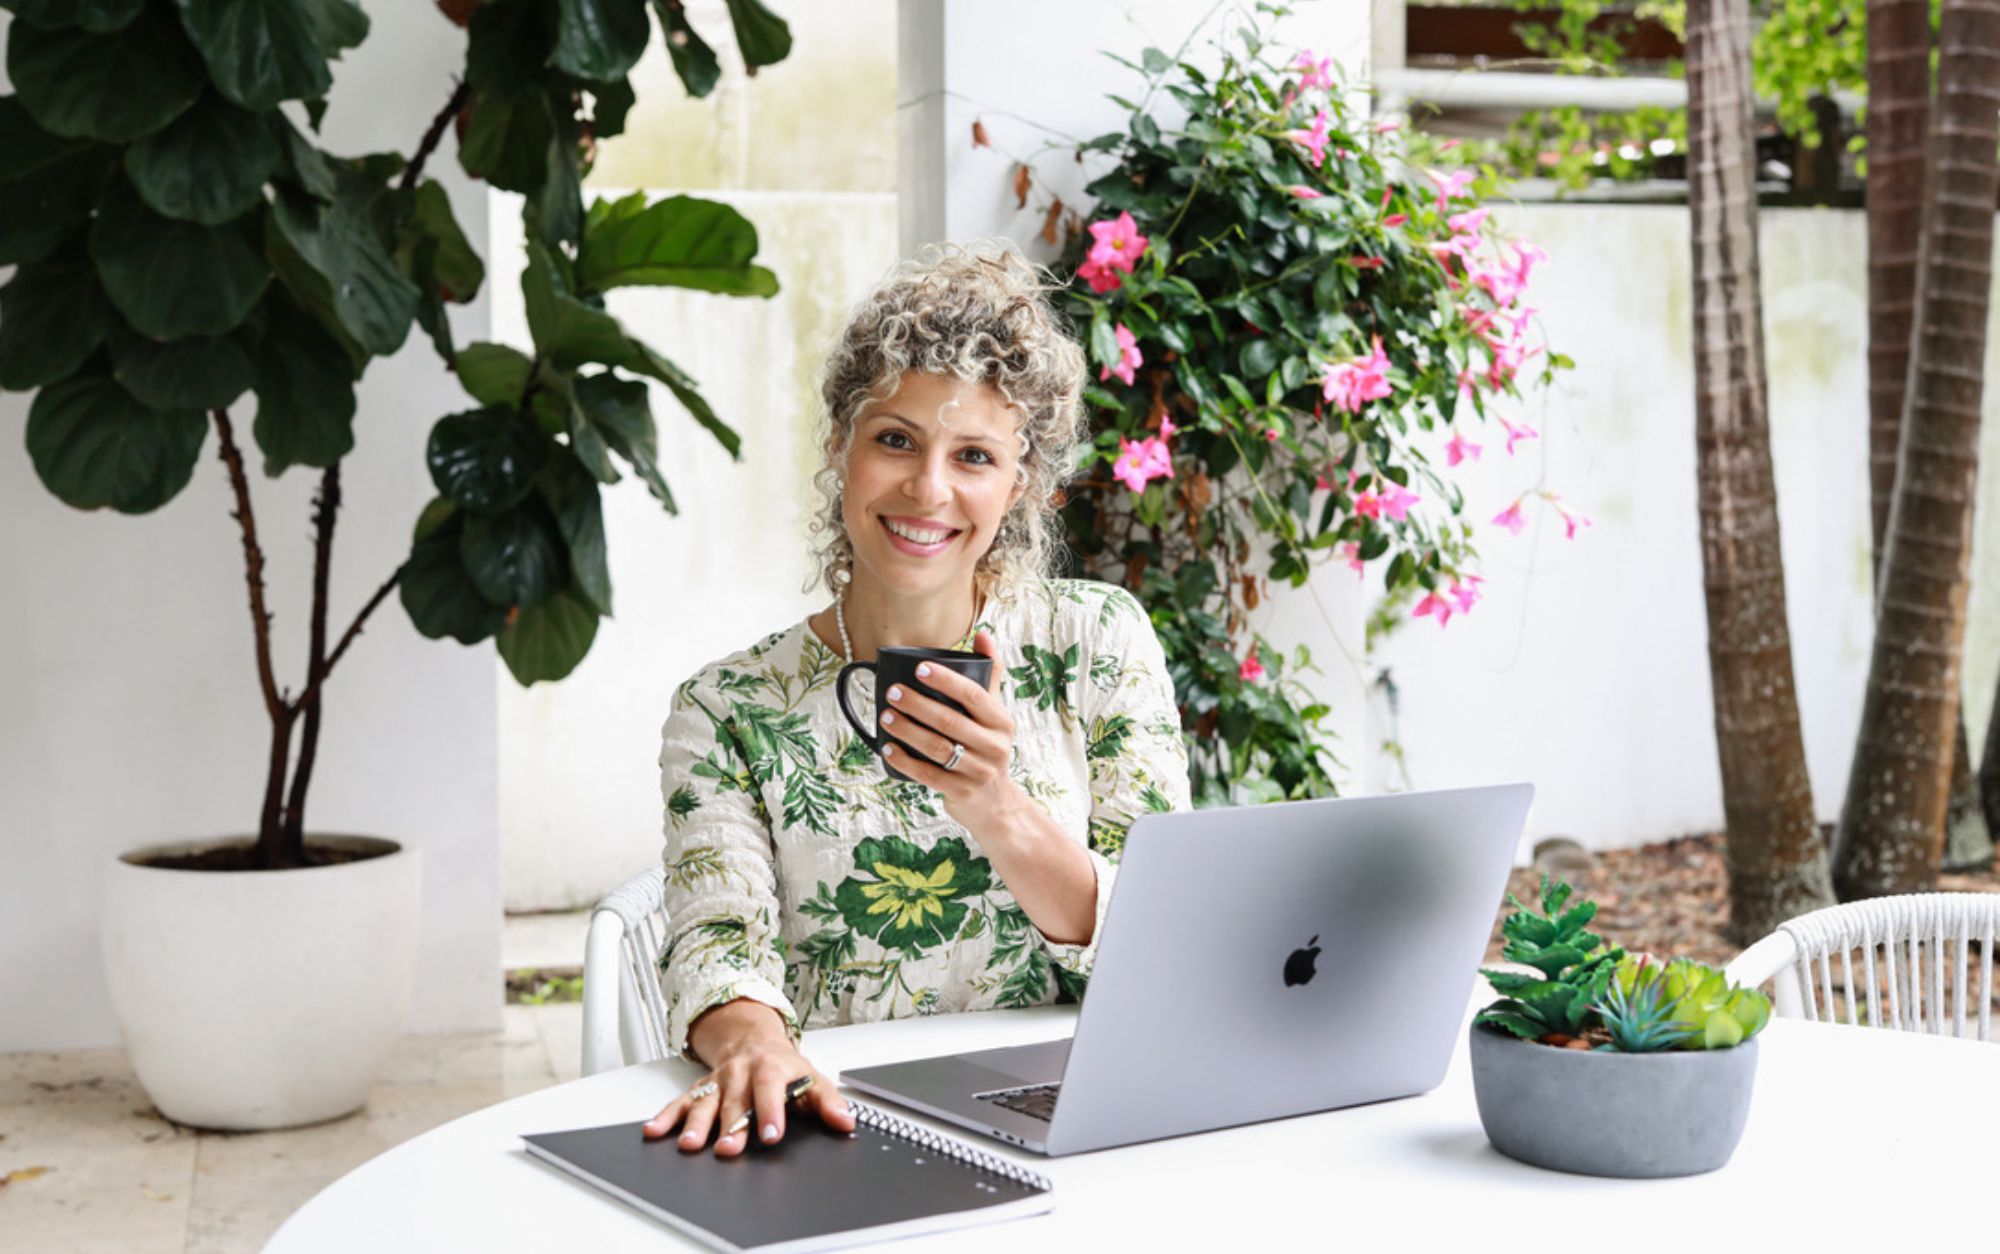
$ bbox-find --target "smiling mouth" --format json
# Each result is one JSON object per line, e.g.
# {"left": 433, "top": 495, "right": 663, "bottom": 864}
{"left": 879, "top": 516, "right": 964, "bottom": 553}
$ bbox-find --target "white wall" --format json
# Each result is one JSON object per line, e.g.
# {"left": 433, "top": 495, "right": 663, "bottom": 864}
{"left": 497, "top": 1, "right": 901, "bottom": 911}
{"left": 0, "top": 7, "right": 501, "bottom": 1051}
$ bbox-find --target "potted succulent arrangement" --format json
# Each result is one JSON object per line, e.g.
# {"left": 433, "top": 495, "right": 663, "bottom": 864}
{"left": 1, "top": 0, "right": 789, "bottom": 1130}
{"left": 1471, "top": 877, "right": 1772, "bottom": 1178}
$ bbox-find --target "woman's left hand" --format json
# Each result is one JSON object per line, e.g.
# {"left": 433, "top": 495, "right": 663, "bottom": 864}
{"left": 879, "top": 630, "right": 1025, "bottom": 835}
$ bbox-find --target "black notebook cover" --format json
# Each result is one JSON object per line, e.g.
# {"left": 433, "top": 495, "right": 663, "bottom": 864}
{"left": 521, "top": 1105, "right": 1053, "bottom": 1253}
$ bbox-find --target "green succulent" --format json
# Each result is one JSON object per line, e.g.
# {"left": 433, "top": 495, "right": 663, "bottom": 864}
{"left": 1649, "top": 957, "right": 1772, "bottom": 1050}
{"left": 1476, "top": 876, "right": 1626, "bottom": 1041}
{"left": 1593, "top": 956, "right": 1697, "bottom": 1052}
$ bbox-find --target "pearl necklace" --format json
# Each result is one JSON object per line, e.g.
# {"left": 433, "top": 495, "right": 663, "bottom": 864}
{"left": 834, "top": 590, "right": 982, "bottom": 661}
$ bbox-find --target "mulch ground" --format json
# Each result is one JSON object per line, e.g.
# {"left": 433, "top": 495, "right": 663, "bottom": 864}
{"left": 1485, "top": 830, "right": 2000, "bottom": 970}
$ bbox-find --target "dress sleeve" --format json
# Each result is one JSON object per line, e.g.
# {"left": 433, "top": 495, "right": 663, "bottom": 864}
{"left": 1039, "top": 584, "right": 1192, "bottom": 977}
{"left": 656, "top": 674, "right": 801, "bottom": 1057}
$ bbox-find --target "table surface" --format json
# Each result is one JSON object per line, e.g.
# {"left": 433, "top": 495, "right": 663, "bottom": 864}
{"left": 269, "top": 1001, "right": 1998, "bottom": 1252}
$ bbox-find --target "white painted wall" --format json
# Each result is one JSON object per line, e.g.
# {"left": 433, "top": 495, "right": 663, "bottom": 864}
{"left": 0, "top": 7, "right": 501, "bottom": 1051}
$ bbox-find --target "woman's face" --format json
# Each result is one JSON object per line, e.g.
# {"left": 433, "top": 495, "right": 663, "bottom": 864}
{"left": 839, "top": 371, "right": 1026, "bottom": 602}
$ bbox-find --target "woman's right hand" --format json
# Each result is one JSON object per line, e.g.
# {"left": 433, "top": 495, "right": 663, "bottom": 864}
{"left": 640, "top": 999, "right": 857, "bottom": 1158}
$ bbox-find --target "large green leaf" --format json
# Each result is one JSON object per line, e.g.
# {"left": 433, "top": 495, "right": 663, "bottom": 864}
{"left": 0, "top": 252, "right": 113, "bottom": 390}
{"left": 177, "top": 0, "right": 333, "bottom": 111}
{"left": 124, "top": 90, "right": 282, "bottom": 225}
{"left": 467, "top": 0, "right": 555, "bottom": 93}
{"left": 25, "top": 375, "right": 207, "bottom": 513}
{"left": 0, "top": 153, "right": 107, "bottom": 266}
{"left": 267, "top": 178, "right": 419, "bottom": 362}
{"left": 721, "top": 0, "right": 790, "bottom": 69}
{"left": 497, "top": 586, "right": 599, "bottom": 685}
{"left": 0, "top": 0, "right": 146, "bottom": 31}
{"left": 397, "top": 180, "right": 485, "bottom": 304}
{"left": 251, "top": 291, "right": 356, "bottom": 474}
{"left": 90, "top": 180, "right": 270, "bottom": 338}
{"left": 576, "top": 194, "right": 778, "bottom": 297}
{"left": 573, "top": 372, "right": 674, "bottom": 511}
{"left": 551, "top": 0, "right": 650, "bottom": 81}
{"left": 108, "top": 324, "right": 256, "bottom": 411}
{"left": 7, "top": 8, "right": 205, "bottom": 142}
{"left": 539, "top": 455, "right": 611, "bottom": 615}
{"left": 400, "top": 515, "right": 509, "bottom": 644}
{"left": 533, "top": 106, "right": 584, "bottom": 248}
{"left": 459, "top": 89, "right": 557, "bottom": 194}
{"left": 588, "top": 77, "right": 635, "bottom": 138}
{"left": 270, "top": 112, "right": 339, "bottom": 200}
{"left": 300, "top": 0, "right": 367, "bottom": 56}
{"left": 543, "top": 373, "right": 618, "bottom": 483}
{"left": 652, "top": 0, "right": 719, "bottom": 97}
{"left": 461, "top": 502, "right": 565, "bottom": 607}
{"left": 617, "top": 336, "right": 740, "bottom": 458}
{"left": 455, "top": 342, "right": 534, "bottom": 406}
{"left": 428, "top": 405, "right": 549, "bottom": 512}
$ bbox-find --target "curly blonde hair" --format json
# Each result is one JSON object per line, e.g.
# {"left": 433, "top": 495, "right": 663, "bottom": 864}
{"left": 806, "top": 240, "right": 1087, "bottom": 599}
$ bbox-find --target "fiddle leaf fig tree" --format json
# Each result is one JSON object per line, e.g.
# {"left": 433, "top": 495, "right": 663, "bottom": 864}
{"left": 0, "top": 0, "right": 793, "bottom": 868}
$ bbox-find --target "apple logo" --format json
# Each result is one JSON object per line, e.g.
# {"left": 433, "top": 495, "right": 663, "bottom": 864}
{"left": 1283, "top": 935, "right": 1321, "bottom": 987}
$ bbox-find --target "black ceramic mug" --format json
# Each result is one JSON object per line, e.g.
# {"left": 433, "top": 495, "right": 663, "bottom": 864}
{"left": 836, "top": 646, "right": 993, "bottom": 783}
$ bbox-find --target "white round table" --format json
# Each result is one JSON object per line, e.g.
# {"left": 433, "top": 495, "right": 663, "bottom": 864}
{"left": 270, "top": 1003, "right": 1998, "bottom": 1251}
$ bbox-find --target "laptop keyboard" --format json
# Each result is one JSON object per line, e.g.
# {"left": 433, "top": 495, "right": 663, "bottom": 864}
{"left": 976, "top": 1082, "right": 1062, "bottom": 1122}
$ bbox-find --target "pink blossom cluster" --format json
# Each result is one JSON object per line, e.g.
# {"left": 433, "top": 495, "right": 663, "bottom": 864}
{"left": 1492, "top": 491, "right": 1592, "bottom": 540}
{"left": 1111, "top": 414, "right": 1178, "bottom": 494}
{"left": 1321, "top": 336, "right": 1392, "bottom": 414}
{"left": 1078, "top": 211, "right": 1149, "bottom": 293}
{"left": 1289, "top": 107, "right": 1333, "bottom": 169}
{"left": 1414, "top": 576, "right": 1484, "bottom": 628}
{"left": 1239, "top": 645, "right": 1265, "bottom": 683}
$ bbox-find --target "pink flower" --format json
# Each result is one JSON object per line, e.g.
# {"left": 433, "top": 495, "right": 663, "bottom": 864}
{"left": 1549, "top": 494, "right": 1593, "bottom": 540}
{"left": 1383, "top": 213, "right": 1408, "bottom": 228}
{"left": 1112, "top": 435, "right": 1174, "bottom": 493}
{"left": 1087, "top": 211, "right": 1149, "bottom": 273}
{"left": 1265, "top": 427, "right": 1282, "bottom": 443}
{"left": 1286, "top": 184, "right": 1324, "bottom": 200}
{"left": 1492, "top": 500, "right": 1528, "bottom": 536}
{"left": 1449, "top": 576, "right": 1484, "bottom": 615}
{"left": 1380, "top": 187, "right": 1394, "bottom": 210}
{"left": 1497, "top": 415, "right": 1539, "bottom": 455}
{"left": 1439, "top": 138, "right": 1462, "bottom": 151}
{"left": 1430, "top": 168, "right": 1475, "bottom": 210}
{"left": 1413, "top": 590, "right": 1454, "bottom": 627}
{"left": 1447, "top": 207, "right": 1490, "bottom": 234}
{"left": 1470, "top": 259, "right": 1524, "bottom": 307}
{"left": 1099, "top": 322, "right": 1142, "bottom": 387}
{"left": 1512, "top": 240, "right": 1548, "bottom": 284}
{"left": 1377, "top": 480, "right": 1421, "bottom": 522}
{"left": 1455, "top": 367, "right": 1478, "bottom": 398}
{"left": 1445, "top": 430, "right": 1482, "bottom": 467}
{"left": 1158, "top": 412, "right": 1179, "bottom": 440}
{"left": 1339, "top": 541, "right": 1365, "bottom": 576}
{"left": 1076, "top": 258, "right": 1122, "bottom": 294}
{"left": 1290, "top": 108, "right": 1332, "bottom": 168}
{"left": 1353, "top": 490, "right": 1382, "bottom": 520}
{"left": 1372, "top": 118, "right": 1401, "bottom": 134}
{"left": 1293, "top": 51, "right": 1334, "bottom": 92}
{"left": 1348, "top": 255, "right": 1386, "bottom": 270}
{"left": 1239, "top": 647, "right": 1265, "bottom": 682}
{"left": 1321, "top": 336, "right": 1393, "bottom": 413}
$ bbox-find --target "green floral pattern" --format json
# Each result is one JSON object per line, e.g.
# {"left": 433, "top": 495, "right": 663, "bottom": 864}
{"left": 654, "top": 579, "right": 1192, "bottom": 1054}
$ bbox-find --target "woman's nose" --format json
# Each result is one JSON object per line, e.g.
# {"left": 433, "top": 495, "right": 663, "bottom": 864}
{"left": 905, "top": 456, "right": 951, "bottom": 505}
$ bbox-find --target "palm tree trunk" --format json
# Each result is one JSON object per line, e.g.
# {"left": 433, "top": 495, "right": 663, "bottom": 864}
{"left": 1943, "top": 713, "right": 1993, "bottom": 869}
{"left": 1833, "top": 0, "right": 2000, "bottom": 899}
{"left": 1686, "top": 0, "right": 1835, "bottom": 942}
{"left": 1983, "top": 675, "right": 2000, "bottom": 837}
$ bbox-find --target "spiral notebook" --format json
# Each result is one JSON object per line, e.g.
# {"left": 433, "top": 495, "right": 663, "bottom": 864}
{"left": 520, "top": 1103, "right": 1054, "bottom": 1253}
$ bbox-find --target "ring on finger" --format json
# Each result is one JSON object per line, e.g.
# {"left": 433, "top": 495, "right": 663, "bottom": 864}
{"left": 683, "top": 1080, "right": 719, "bottom": 1102}
{"left": 943, "top": 742, "right": 965, "bottom": 771}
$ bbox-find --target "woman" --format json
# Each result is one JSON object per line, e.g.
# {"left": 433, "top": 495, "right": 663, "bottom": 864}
{"left": 642, "top": 243, "right": 1190, "bottom": 1157}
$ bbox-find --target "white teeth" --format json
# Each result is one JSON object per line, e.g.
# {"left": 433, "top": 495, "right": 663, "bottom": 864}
{"left": 884, "top": 519, "right": 954, "bottom": 545}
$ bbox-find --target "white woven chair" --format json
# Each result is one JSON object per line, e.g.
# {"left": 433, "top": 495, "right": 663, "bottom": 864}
{"left": 1725, "top": 893, "right": 2000, "bottom": 1042}
{"left": 580, "top": 867, "right": 674, "bottom": 1076}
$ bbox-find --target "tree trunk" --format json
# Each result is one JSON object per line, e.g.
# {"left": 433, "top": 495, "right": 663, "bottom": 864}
{"left": 1983, "top": 673, "right": 2000, "bottom": 838}
{"left": 1833, "top": 0, "right": 2000, "bottom": 899}
{"left": 1866, "top": 0, "right": 1932, "bottom": 571}
{"left": 1943, "top": 710, "right": 1994, "bottom": 869}
{"left": 1685, "top": 0, "right": 1835, "bottom": 942}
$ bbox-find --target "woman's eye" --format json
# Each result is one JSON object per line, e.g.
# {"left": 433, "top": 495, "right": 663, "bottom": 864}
{"left": 961, "top": 448, "right": 995, "bottom": 466}
{"left": 877, "top": 431, "right": 912, "bottom": 450}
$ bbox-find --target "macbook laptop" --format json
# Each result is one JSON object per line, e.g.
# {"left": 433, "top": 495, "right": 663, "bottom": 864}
{"left": 841, "top": 782, "right": 1533, "bottom": 1156}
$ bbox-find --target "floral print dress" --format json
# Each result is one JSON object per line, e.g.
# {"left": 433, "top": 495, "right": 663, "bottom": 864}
{"left": 655, "top": 577, "right": 1191, "bottom": 1056}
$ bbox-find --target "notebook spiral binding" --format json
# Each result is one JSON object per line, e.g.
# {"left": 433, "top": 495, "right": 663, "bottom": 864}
{"left": 849, "top": 1102, "right": 1053, "bottom": 1192}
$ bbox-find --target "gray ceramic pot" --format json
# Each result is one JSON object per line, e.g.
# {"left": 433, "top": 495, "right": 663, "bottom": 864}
{"left": 1469, "top": 1024, "right": 1758, "bottom": 1178}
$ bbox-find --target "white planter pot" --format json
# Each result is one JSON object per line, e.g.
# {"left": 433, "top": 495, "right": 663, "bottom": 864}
{"left": 100, "top": 835, "right": 421, "bottom": 1131}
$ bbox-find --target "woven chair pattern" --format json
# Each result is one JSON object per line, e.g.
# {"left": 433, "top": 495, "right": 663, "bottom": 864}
{"left": 584, "top": 868, "right": 673, "bottom": 1073}
{"left": 1726, "top": 893, "right": 1999, "bottom": 1043}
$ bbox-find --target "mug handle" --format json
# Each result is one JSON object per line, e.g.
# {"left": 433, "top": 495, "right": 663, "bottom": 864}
{"left": 836, "top": 661, "right": 880, "bottom": 752}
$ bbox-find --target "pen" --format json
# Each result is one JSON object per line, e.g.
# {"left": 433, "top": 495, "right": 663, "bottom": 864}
{"left": 724, "top": 1074, "right": 815, "bottom": 1139}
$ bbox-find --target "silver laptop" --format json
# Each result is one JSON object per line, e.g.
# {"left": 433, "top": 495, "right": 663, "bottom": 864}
{"left": 841, "top": 783, "right": 1533, "bottom": 1156}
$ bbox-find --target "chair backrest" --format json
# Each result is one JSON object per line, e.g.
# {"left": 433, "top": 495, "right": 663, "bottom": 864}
{"left": 1725, "top": 893, "right": 1999, "bottom": 1042}
{"left": 581, "top": 867, "right": 673, "bottom": 1076}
